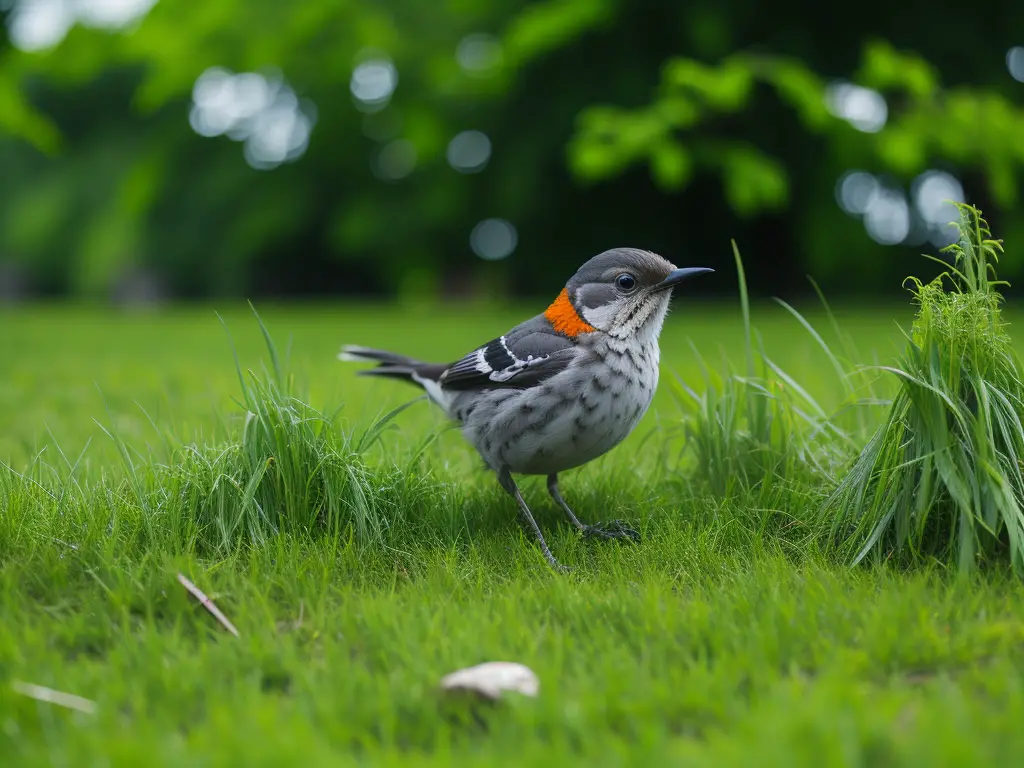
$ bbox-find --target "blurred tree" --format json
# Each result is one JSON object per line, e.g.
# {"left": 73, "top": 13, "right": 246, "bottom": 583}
{"left": 569, "top": 39, "right": 1024, "bottom": 286}
{"left": 0, "top": 0, "right": 1023, "bottom": 301}
{"left": 2, "top": 0, "right": 580, "bottom": 299}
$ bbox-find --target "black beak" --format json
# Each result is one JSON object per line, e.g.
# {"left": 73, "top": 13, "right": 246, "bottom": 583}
{"left": 653, "top": 267, "right": 715, "bottom": 292}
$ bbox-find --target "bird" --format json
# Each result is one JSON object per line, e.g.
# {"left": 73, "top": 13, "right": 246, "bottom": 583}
{"left": 339, "top": 248, "right": 713, "bottom": 571}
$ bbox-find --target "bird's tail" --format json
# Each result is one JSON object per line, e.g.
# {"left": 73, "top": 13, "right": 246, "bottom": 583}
{"left": 338, "top": 345, "right": 449, "bottom": 405}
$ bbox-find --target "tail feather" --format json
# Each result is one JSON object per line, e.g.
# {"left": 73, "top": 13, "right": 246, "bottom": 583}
{"left": 339, "top": 345, "right": 451, "bottom": 410}
{"left": 338, "top": 345, "right": 423, "bottom": 367}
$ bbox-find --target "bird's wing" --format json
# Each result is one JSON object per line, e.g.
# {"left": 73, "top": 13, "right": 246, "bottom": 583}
{"left": 439, "top": 314, "right": 578, "bottom": 391}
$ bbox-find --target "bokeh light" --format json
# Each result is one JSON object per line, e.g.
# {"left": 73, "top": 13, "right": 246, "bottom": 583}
{"left": 911, "top": 169, "right": 964, "bottom": 247}
{"left": 470, "top": 218, "right": 517, "bottom": 260}
{"left": 456, "top": 33, "right": 503, "bottom": 76}
{"left": 446, "top": 130, "right": 491, "bottom": 173}
{"left": 1008, "top": 47, "right": 1024, "bottom": 83}
{"left": 350, "top": 58, "right": 398, "bottom": 112}
{"left": 372, "top": 139, "right": 417, "bottom": 181}
{"left": 5, "top": 0, "right": 157, "bottom": 52}
{"left": 836, "top": 168, "right": 964, "bottom": 248}
{"left": 835, "top": 170, "right": 879, "bottom": 215}
{"left": 189, "top": 67, "right": 316, "bottom": 170}
{"left": 862, "top": 186, "right": 910, "bottom": 245}
{"left": 6, "top": 0, "right": 74, "bottom": 50}
{"left": 825, "top": 81, "right": 887, "bottom": 133}
{"left": 77, "top": 0, "right": 156, "bottom": 26}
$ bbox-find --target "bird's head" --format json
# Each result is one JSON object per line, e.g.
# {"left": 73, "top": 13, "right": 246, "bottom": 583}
{"left": 546, "top": 248, "right": 713, "bottom": 342}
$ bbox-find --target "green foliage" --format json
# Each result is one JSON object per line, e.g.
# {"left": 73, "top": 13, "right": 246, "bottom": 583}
{"left": 570, "top": 39, "right": 1024, "bottom": 213}
{"left": 4, "top": 2, "right": 1024, "bottom": 298}
{"left": 504, "top": 0, "right": 615, "bottom": 67}
{"left": 0, "top": 0, "right": 616, "bottom": 296}
{"left": 0, "top": 77, "right": 61, "bottom": 154}
{"left": 825, "top": 204, "right": 1024, "bottom": 574}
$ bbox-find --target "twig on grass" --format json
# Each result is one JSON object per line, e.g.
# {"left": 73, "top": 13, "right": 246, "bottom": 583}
{"left": 177, "top": 572, "right": 240, "bottom": 638}
{"left": 12, "top": 681, "right": 97, "bottom": 714}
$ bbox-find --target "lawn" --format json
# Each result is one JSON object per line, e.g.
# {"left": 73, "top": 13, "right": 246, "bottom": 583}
{"left": 4, "top": 298, "right": 1024, "bottom": 766}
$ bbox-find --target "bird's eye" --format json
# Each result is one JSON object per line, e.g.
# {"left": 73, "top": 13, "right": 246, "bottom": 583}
{"left": 615, "top": 273, "right": 636, "bottom": 292}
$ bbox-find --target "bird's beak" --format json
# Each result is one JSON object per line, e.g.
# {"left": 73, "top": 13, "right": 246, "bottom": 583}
{"left": 653, "top": 267, "right": 715, "bottom": 292}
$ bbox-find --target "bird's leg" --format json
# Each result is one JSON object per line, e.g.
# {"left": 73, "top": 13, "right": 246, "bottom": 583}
{"left": 498, "top": 469, "right": 570, "bottom": 572}
{"left": 545, "top": 473, "right": 586, "bottom": 531}
{"left": 546, "top": 473, "right": 641, "bottom": 543}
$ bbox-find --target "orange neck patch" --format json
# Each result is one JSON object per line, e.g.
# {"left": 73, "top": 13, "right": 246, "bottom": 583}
{"left": 544, "top": 288, "right": 597, "bottom": 338}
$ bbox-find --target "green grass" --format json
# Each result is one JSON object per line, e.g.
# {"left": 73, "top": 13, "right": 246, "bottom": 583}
{"left": 5, "top": 295, "right": 1024, "bottom": 765}
{"left": 826, "top": 207, "right": 1024, "bottom": 573}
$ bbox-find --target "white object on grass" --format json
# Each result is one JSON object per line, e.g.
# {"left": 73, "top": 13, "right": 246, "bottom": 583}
{"left": 12, "top": 681, "right": 97, "bottom": 714}
{"left": 439, "top": 661, "right": 539, "bottom": 700}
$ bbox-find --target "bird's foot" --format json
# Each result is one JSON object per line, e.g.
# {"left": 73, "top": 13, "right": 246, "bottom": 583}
{"left": 582, "top": 520, "right": 641, "bottom": 543}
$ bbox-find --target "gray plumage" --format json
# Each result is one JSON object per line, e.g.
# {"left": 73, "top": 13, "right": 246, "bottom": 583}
{"left": 340, "top": 247, "right": 713, "bottom": 571}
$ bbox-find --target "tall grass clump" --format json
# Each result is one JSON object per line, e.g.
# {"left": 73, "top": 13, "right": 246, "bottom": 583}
{"left": 825, "top": 204, "right": 1024, "bottom": 574}
{"left": 670, "top": 243, "right": 877, "bottom": 507}
{"left": 103, "top": 305, "right": 427, "bottom": 554}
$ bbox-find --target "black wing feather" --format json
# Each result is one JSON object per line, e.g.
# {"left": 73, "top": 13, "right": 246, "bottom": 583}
{"left": 440, "top": 317, "right": 577, "bottom": 391}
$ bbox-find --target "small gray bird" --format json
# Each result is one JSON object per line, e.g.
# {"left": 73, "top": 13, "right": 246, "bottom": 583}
{"left": 340, "top": 248, "right": 713, "bottom": 570}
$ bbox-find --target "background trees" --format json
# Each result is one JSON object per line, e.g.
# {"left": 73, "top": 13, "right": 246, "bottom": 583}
{"left": 2, "top": 0, "right": 1023, "bottom": 301}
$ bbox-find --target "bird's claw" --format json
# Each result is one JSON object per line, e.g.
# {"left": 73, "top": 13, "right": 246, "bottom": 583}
{"left": 583, "top": 520, "right": 641, "bottom": 543}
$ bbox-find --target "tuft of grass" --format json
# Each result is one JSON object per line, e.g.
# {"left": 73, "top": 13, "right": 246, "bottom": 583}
{"left": 9, "top": 305, "right": 435, "bottom": 559}
{"left": 824, "top": 204, "right": 1024, "bottom": 574}
{"left": 155, "top": 305, "right": 427, "bottom": 552}
{"left": 670, "top": 242, "right": 875, "bottom": 511}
